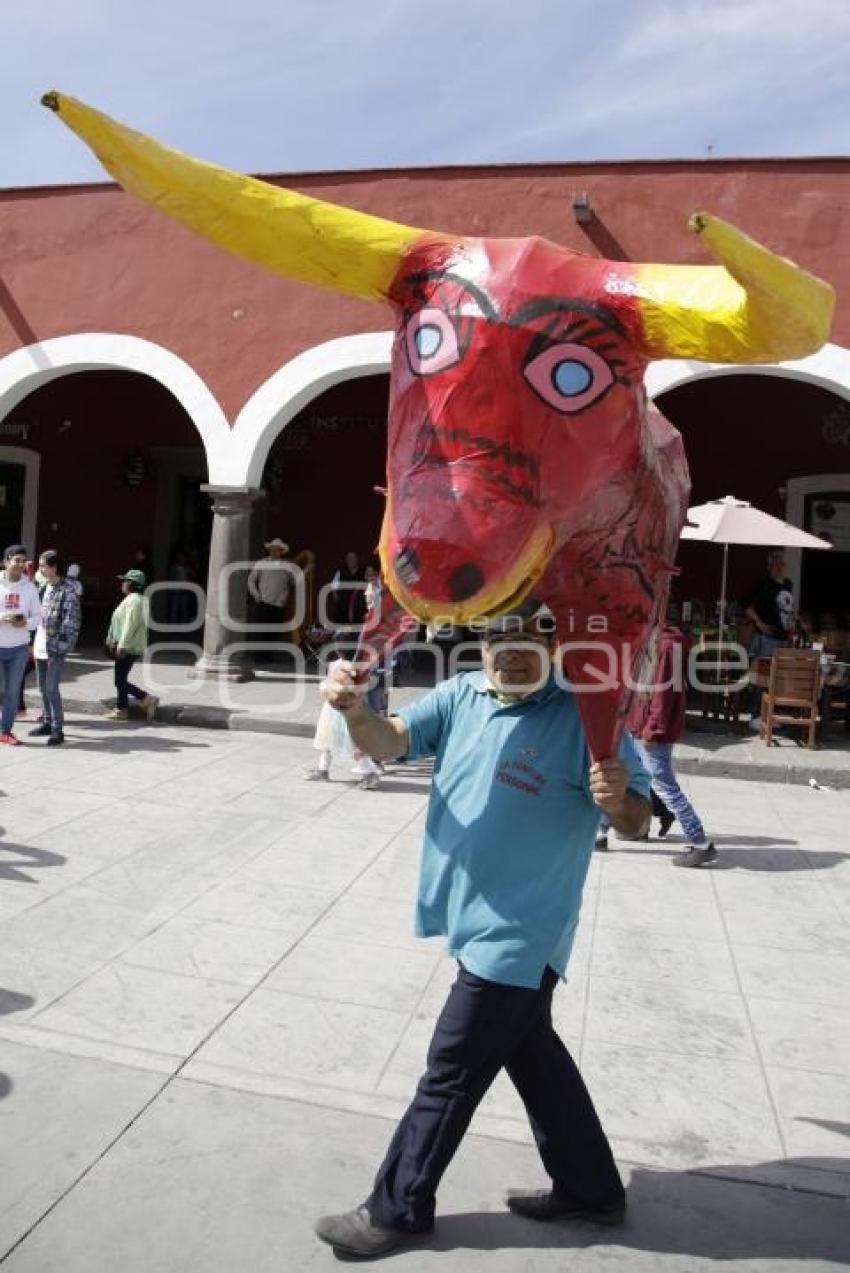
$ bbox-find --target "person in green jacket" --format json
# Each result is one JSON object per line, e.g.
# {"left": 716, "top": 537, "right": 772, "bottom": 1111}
{"left": 105, "top": 569, "right": 158, "bottom": 721}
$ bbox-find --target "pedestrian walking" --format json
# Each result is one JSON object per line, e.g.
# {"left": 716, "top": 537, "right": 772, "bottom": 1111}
{"left": 306, "top": 658, "right": 383, "bottom": 790}
{"left": 626, "top": 621, "right": 716, "bottom": 868}
{"left": 313, "top": 599, "right": 650, "bottom": 1259}
{"left": 29, "top": 550, "right": 81, "bottom": 746}
{"left": 104, "top": 569, "right": 158, "bottom": 722}
{"left": 0, "top": 545, "right": 42, "bottom": 745}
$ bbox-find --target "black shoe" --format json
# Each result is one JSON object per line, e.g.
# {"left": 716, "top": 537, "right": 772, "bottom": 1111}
{"left": 657, "top": 809, "right": 676, "bottom": 838}
{"left": 313, "top": 1206, "right": 427, "bottom": 1259}
{"left": 46, "top": 732, "right": 65, "bottom": 747}
{"left": 594, "top": 834, "right": 608, "bottom": 851}
{"left": 29, "top": 723, "right": 52, "bottom": 737}
{"left": 673, "top": 842, "right": 718, "bottom": 868}
{"left": 505, "top": 1188, "right": 626, "bottom": 1225}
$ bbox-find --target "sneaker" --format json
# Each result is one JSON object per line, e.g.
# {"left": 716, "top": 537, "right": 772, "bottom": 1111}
{"left": 505, "top": 1188, "right": 626, "bottom": 1225}
{"left": 46, "top": 732, "right": 65, "bottom": 747}
{"left": 304, "top": 767, "right": 330, "bottom": 781}
{"left": 657, "top": 809, "right": 676, "bottom": 838}
{"left": 141, "top": 695, "right": 159, "bottom": 722}
{"left": 357, "top": 772, "right": 381, "bottom": 790}
{"left": 314, "top": 1206, "right": 427, "bottom": 1259}
{"left": 104, "top": 708, "right": 129, "bottom": 721}
{"left": 0, "top": 731, "right": 21, "bottom": 746}
{"left": 673, "top": 842, "right": 718, "bottom": 869}
{"left": 594, "top": 834, "right": 608, "bottom": 851}
{"left": 15, "top": 708, "right": 27, "bottom": 719}
{"left": 29, "top": 723, "right": 53, "bottom": 738}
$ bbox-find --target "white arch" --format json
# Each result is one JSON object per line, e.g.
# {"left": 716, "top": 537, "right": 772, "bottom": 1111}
{"left": 230, "top": 331, "right": 393, "bottom": 488}
{"left": 644, "top": 341, "right": 850, "bottom": 403}
{"left": 644, "top": 341, "right": 850, "bottom": 612}
{"left": 0, "top": 334, "right": 233, "bottom": 479}
{"left": 0, "top": 446, "right": 40, "bottom": 551}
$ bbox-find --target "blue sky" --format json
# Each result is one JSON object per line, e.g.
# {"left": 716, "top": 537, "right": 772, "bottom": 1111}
{"left": 4, "top": 0, "right": 849, "bottom": 187}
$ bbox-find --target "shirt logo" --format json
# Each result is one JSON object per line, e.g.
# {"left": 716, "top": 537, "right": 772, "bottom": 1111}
{"left": 496, "top": 753, "right": 548, "bottom": 797}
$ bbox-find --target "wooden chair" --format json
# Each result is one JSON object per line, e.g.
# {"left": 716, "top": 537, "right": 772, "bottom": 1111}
{"left": 760, "top": 649, "right": 821, "bottom": 748}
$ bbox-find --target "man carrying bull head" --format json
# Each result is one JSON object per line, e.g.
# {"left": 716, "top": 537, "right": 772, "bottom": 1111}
{"left": 40, "top": 91, "right": 834, "bottom": 1261}
{"left": 314, "top": 600, "right": 650, "bottom": 1259}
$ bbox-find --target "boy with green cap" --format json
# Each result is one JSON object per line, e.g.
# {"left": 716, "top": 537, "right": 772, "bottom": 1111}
{"left": 105, "top": 569, "right": 158, "bottom": 721}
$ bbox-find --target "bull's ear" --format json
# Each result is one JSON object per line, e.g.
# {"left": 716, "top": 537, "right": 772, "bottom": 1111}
{"left": 41, "top": 91, "right": 446, "bottom": 302}
{"left": 628, "top": 213, "right": 833, "bottom": 363}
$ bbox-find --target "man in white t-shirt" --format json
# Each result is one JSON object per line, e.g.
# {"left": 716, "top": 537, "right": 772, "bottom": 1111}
{"left": 0, "top": 544, "right": 42, "bottom": 745}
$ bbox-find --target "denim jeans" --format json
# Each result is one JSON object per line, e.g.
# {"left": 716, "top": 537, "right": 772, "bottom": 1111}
{"left": 0, "top": 643, "right": 30, "bottom": 733}
{"left": 634, "top": 738, "right": 706, "bottom": 845}
{"left": 36, "top": 656, "right": 66, "bottom": 732}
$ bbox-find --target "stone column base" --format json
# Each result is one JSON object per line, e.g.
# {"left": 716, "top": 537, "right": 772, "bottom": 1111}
{"left": 190, "top": 652, "right": 255, "bottom": 683}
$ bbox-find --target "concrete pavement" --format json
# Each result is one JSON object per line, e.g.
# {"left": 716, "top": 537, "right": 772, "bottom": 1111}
{"left": 0, "top": 716, "right": 848, "bottom": 1270}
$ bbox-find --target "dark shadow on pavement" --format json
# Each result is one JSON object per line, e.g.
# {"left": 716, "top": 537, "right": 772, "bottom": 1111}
{"left": 0, "top": 840, "right": 66, "bottom": 883}
{"left": 421, "top": 1157, "right": 849, "bottom": 1263}
{"left": 711, "top": 847, "right": 849, "bottom": 871}
{"left": 0, "top": 1073, "right": 11, "bottom": 1100}
{"left": 617, "top": 834, "right": 798, "bottom": 851}
{"left": 39, "top": 728, "right": 211, "bottom": 756}
{"left": 614, "top": 842, "right": 849, "bottom": 872}
{"left": 0, "top": 988, "right": 35, "bottom": 1016}
{"left": 796, "top": 1118, "right": 850, "bottom": 1140}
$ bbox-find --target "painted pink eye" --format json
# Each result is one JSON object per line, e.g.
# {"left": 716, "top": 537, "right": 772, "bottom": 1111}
{"left": 404, "top": 308, "right": 461, "bottom": 376}
{"left": 523, "top": 342, "right": 615, "bottom": 414}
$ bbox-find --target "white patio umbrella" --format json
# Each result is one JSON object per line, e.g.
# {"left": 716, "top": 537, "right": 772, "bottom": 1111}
{"left": 680, "top": 494, "right": 832, "bottom": 639}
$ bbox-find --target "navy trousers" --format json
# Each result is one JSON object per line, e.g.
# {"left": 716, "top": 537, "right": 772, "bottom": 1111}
{"left": 366, "top": 963, "right": 624, "bottom": 1232}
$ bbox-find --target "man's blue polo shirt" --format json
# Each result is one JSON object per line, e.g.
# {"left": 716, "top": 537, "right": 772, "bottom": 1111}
{"left": 397, "top": 671, "right": 650, "bottom": 989}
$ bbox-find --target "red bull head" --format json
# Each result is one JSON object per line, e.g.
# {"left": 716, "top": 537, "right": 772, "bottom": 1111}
{"left": 43, "top": 93, "right": 834, "bottom": 756}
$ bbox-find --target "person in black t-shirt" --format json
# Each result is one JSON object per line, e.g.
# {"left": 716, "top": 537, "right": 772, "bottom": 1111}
{"left": 741, "top": 550, "right": 795, "bottom": 657}
{"left": 741, "top": 550, "right": 795, "bottom": 723}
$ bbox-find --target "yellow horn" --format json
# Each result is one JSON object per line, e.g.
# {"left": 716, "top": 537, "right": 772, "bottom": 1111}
{"left": 630, "top": 212, "right": 834, "bottom": 363}
{"left": 41, "top": 91, "right": 440, "bottom": 302}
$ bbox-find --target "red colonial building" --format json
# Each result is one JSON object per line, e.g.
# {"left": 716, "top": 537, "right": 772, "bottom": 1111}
{"left": 1, "top": 154, "right": 848, "bottom": 663}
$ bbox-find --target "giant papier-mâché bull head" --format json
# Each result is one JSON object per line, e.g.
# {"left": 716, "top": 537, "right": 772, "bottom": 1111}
{"left": 42, "top": 93, "right": 835, "bottom": 758}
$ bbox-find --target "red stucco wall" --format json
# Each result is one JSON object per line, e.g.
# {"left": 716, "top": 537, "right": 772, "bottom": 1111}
{"left": 2, "top": 158, "right": 848, "bottom": 421}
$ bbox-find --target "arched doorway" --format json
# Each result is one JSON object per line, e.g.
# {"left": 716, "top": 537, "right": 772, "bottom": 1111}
{"left": 0, "top": 445, "right": 39, "bottom": 550}
{"left": 1, "top": 369, "right": 211, "bottom": 632}
{"left": 260, "top": 373, "right": 390, "bottom": 591}
{"left": 651, "top": 372, "right": 850, "bottom": 623}
{"left": 0, "top": 333, "right": 233, "bottom": 649}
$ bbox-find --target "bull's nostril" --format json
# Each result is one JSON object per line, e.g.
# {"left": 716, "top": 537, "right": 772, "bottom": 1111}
{"left": 449, "top": 562, "right": 485, "bottom": 602}
{"left": 394, "top": 546, "right": 421, "bottom": 586}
